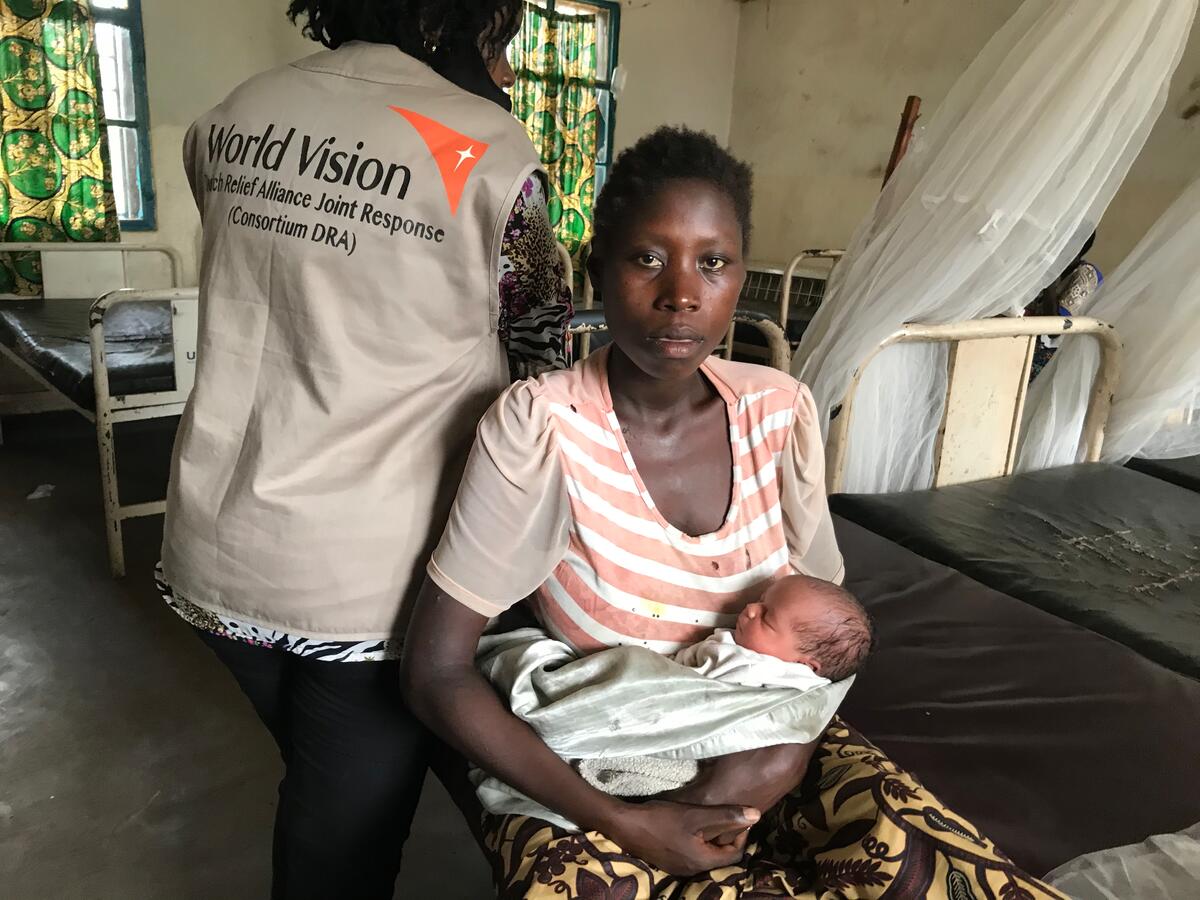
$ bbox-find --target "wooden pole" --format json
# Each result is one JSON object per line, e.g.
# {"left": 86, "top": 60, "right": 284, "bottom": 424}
{"left": 883, "top": 95, "right": 922, "bottom": 188}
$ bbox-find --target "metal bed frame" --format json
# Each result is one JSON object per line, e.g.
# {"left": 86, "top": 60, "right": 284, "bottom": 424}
{"left": 0, "top": 242, "right": 197, "bottom": 576}
{"left": 825, "top": 316, "right": 1123, "bottom": 494}
{"left": 722, "top": 250, "right": 844, "bottom": 361}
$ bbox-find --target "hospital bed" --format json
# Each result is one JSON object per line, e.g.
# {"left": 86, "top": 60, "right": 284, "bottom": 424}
{"left": 833, "top": 463, "right": 1200, "bottom": 678}
{"left": 0, "top": 243, "right": 198, "bottom": 577}
{"left": 836, "top": 515, "right": 1200, "bottom": 878}
{"left": 821, "top": 317, "right": 1200, "bottom": 678}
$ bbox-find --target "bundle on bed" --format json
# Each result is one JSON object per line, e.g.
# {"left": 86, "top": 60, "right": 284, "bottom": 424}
{"left": 472, "top": 628, "right": 852, "bottom": 831}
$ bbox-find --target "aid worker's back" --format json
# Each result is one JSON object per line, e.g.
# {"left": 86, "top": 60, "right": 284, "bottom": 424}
{"left": 162, "top": 42, "right": 540, "bottom": 639}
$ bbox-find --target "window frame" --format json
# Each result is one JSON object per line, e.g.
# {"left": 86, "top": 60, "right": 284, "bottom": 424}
{"left": 93, "top": 0, "right": 155, "bottom": 231}
{"left": 534, "top": 0, "right": 621, "bottom": 188}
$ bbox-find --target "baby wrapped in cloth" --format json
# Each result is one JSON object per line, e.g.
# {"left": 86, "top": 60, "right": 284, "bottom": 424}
{"left": 474, "top": 575, "right": 874, "bottom": 831}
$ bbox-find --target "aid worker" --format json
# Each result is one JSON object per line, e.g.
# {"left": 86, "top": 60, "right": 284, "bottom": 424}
{"left": 159, "top": 3, "right": 571, "bottom": 896}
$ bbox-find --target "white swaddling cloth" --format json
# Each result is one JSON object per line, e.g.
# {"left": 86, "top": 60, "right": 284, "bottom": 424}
{"left": 472, "top": 628, "right": 852, "bottom": 831}
{"left": 671, "top": 629, "right": 832, "bottom": 691}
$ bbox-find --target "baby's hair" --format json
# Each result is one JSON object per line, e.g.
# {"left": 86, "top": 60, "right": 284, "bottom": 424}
{"left": 792, "top": 578, "right": 875, "bottom": 682}
{"left": 591, "top": 125, "right": 753, "bottom": 253}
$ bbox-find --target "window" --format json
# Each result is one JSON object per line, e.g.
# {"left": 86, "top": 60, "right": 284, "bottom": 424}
{"left": 509, "top": 0, "right": 620, "bottom": 255}
{"left": 92, "top": 0, "right": 154, "bottom": 230}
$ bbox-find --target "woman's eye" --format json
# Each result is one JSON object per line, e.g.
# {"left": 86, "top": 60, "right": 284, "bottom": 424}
{"left": 702, "top": 256, "right": 728, "bottom": 271}
{"left": 638, "top": 254, "right": 662, "bottom": 267}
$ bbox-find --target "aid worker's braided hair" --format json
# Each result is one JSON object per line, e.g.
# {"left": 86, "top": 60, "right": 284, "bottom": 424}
{"left": 286, "top": 0, "right": 523, "bottom": 71}
{"left": 591, "top": 126, "right": 754, "bottom": 254}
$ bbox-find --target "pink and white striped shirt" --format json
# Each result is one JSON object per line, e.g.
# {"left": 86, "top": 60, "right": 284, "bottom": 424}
{"left": 429, "top": 346, "right": 843, "bottom": 655}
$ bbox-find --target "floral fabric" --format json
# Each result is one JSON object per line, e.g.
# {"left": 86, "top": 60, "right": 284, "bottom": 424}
{"left": 483, "top": 718, "right": 1065, "bottom": 900}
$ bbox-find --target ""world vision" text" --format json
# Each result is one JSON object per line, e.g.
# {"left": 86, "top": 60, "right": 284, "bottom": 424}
{"left": 207, "top": 122, "right": 412, "bottom": 199}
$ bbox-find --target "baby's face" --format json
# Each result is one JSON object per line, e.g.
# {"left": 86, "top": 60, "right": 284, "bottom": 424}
{"left": 734, "top": 579, "right": 830, "bottom": 667}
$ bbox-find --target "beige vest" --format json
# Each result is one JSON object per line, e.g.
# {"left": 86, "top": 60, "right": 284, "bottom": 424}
{"left": 162, "top": 42, "right": 542, "bottom": 639}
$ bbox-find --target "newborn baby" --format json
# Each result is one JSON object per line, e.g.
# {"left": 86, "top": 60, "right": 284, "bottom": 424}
{"left": 572, "top": 575, "right": 873, "bottom": 799}
{"left": 673, "top": 573, "right": 874, "bottom": 689}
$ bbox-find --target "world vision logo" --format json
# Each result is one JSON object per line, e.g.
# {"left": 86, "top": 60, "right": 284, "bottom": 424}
{"left": 390, "top": 107, "right": 490, "bottom": 215}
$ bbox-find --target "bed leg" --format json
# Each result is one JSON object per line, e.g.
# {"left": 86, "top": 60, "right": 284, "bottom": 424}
{"left": 95, "top": 411, "right": 125, "bottom": 578}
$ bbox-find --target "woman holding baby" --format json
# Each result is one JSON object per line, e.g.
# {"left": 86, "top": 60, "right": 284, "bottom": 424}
{"left": 404, "top": 128, "right": 1062, "bottom": 899}
{"left": 403, "top": 127, "right": 844, "bottom": 883}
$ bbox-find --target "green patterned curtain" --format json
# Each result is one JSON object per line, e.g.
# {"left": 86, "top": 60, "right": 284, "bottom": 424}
{"left": 0, "top": 0, "right": 117, "bottom": 296}
{"left": 510, "top": 3, "right": 600, "bottom": 266}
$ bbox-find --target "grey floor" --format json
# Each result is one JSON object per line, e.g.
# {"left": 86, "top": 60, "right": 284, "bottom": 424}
{"left": 0, "top": 413, "right": 493, "bottom": 899}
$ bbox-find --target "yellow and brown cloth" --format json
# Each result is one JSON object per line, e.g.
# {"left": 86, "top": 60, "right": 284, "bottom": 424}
{"left": 484, "top": 719, "right": 1066, "bottom": 900}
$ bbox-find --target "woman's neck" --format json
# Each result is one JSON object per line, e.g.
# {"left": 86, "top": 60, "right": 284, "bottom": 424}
{"left": 606, "top": 346, "right": 716, "bottom": 425}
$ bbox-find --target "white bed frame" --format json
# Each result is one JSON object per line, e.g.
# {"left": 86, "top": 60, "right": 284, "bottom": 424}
{"left": 825, "top": 316, "right": 1123, "bottom": 494}
{"left": 0, "top": 242, "right": 197, "bottom": 576}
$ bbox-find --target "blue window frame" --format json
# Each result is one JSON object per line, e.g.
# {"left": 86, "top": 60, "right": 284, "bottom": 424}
{"left": 93, "top": 0, "right": 155, "bottom": 230}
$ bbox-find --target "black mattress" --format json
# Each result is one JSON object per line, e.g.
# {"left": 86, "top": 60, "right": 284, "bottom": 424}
{"left": 831, "top": 465, "right": 1200, "bottom": 678}
{"left": 1128, "top": 455, "right": 1200, "bottom": 493}
{"left": 0, "top": 299, "right": 174, "bottom": 410}
{"left": 836, "top": 517, "right": 1200, "bottom": 876}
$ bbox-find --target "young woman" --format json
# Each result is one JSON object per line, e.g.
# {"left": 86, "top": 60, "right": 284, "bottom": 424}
{"left": 402, "top": 128, "right": 1067, "bottom": 900}
{"left": 159, "top": 2, "right": 569, "bottom": 897}
{"left": 401, "top": 126, "right": 844, "bottom": 880}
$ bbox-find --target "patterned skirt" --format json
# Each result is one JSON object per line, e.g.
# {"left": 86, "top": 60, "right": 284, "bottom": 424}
{"left": 482, "top": 719, "right": 1064, "bottom": 899}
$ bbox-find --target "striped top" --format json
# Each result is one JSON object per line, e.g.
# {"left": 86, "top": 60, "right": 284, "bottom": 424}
{"left": 428, "top": 346, "right": 844, "bottom": 655}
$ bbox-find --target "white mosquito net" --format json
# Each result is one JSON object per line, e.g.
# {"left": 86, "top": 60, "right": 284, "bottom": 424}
{"left": 1018, "top": 176, "right": 1200, "bottom": 470}
{"left": 792, "top": 0, "right": 1197, "bottom": 494}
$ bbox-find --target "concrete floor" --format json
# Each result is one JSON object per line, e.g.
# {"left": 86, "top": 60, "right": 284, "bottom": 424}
{"left": 0, "top": 413, "right": 492, "bottom": 899}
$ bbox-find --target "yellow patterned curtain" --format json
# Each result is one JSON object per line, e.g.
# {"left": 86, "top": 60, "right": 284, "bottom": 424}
{"left": 510, "top": 3, "right": 599, "bottom": 267}
{"left": 0, "top": 0, "right": 117, "bottom": 295}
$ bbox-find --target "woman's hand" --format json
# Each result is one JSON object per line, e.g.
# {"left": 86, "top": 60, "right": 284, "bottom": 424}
{"left": 601, "top": 799, "right": 760, "bottom": 876}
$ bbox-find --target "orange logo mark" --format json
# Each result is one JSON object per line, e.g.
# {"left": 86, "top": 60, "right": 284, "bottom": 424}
{"left": 390, "top": 107, "right": 490, "bottom": 216}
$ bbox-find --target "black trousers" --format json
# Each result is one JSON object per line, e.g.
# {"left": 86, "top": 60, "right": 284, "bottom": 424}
{"left": 195, "top": 629, "right": 431, "bottom": 900}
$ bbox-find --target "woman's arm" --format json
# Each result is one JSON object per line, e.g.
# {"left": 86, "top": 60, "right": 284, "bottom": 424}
{"left": 781, "top": 384, "right": 845, "bottom": 584}
{"left": 400, "top": 578, "right": 761, "bottom": 876}
{"left": 498, "top": 177, "right": 574, "bottom": 381}
{"left": 666, "top": 742, "right": 819, "bottom": 815}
